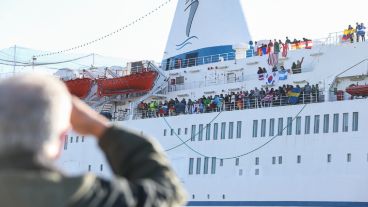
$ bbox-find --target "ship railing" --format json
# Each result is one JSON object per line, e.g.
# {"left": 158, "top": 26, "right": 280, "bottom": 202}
{"left": 130, "top": 91, "right": 324, "bottom": 120}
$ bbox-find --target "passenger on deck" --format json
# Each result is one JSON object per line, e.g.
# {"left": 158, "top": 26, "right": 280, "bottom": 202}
{"left": 268, "top": 40, "right": 274, "bottom": 54}
{"left": 274, "top": 39, "right": 280, "bottom": 54}
{"left": 292, "top": 57, "right": 304, "bottom": 74}
{"left": 356, "top": 22, "right": 361, "bottom": 42}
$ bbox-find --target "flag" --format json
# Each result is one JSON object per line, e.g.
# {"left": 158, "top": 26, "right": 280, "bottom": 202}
{"left": 258, "top": 73, "right": 265, "bottom": 80}
{"left": 278, "top": 70, "right": 288, "bottom": 80}
{"left": 288, "top": 87, "right": 302, "bottom": 104}
{"left": 265, "top": 73, "right": 274, "bottom": 85}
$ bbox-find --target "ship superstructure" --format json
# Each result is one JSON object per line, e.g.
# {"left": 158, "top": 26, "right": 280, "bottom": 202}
{"left": 58, "top": 1, "right": 368, "bottom": 206}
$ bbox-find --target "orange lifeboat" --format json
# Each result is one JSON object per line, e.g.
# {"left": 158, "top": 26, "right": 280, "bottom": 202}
{"left": 97, "top": 71, "right": 157, "bottom": 96}
{"left": 64, "top": 78, "right": 93, "bottom": 98}
{"left": 346, "top": 85, "right": 368, "bottom": 96}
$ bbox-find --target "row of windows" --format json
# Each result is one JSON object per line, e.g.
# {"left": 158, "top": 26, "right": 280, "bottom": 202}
{"left": 252, "top": 112, "right": 359, "bottom": 137}
{"left": 64, "top": 135, "right": 85, "bottom": 150}
{"left": 189, "top": 157, "right": 217, "bottom": 175}
{"left": 88, "top": 164, "right": 104, "bottom": 172}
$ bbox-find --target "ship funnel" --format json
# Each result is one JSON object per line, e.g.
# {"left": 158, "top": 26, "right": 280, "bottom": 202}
{"left": 162, "top": 0, "right": 251, "bottom": 70}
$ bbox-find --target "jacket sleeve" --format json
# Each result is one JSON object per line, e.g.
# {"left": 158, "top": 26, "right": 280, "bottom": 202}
{"left": 69, "top": 126, "right": 187, "bottom": 207}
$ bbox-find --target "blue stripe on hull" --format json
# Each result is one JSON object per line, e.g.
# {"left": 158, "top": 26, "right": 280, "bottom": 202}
{"left": 187, "top": 201, "right": 368, "bottom": 207}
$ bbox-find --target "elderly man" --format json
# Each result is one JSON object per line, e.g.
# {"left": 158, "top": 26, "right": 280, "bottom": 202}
{"left": 0, "top": 74, "right": 186, "bottom": 207}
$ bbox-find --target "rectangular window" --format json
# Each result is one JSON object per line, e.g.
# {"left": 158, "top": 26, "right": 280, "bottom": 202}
{"left": 177, "top": 128, "right": 181, "bottom": 135}
{"left": 88, "top": 165, "right": 91, "bottom": 172}
{"left": 347, "top": 153, "right": 352, "bottom": 162}
{"left": 100, "top": 164, "right": 103, "bottom": 172}
{"left": 191, "top": 125, "right": 196, "bottom": 141}
{"left": 272, "top": 157, "right": 276, "bottom": 164}
{"left": 211, "top": 157, "right": 216, "bottom": 174}
{"left": 323, "top": 114, "right": 329, "bottom": 133}
{"left": 198, "top": 124, "right": 204, "bottom": 141}
{"left": 76, "top": 136, "right": 79, "bottom": 143}
{"left": 333, "top": 113, "right": 339, "bottom": 133}
{"left": 277, "top": 118, "right": 283, "bottom": 136}
{"left": 314, "top": 115, "right": 320, "bottom": 134}
{"left": 228, "top": 122, "right": 234, "bottom": 139}
{"left": 82, "top": 136, "right": 85, "bottom": 142}
{"left": 297, "top": 155, "right": 301, "bottom": 164}
{"left": 278, "top": 156, "right": 282, "bottom": 164}
{"left": 171, "top": 129, "right": 174, "bottom": 136}
{"left": 296, "top": 116, "right": 301, "bottom": 135}
{"left": 189, "top": 158, "right": 194, "bottom": 175}
{"left": 206, "top": 124, "right": 211, "bottom": 140}
{"left": 353, "top": 112, "right": 359, "bottom": 131}
{"left": 261, "top": 119, "right": 266, "bottom": 137}
{"left": 255, "top": 157, "right": 259, "bottom": 165}
{"left": 305, "top": 116, "right": 311, "bottom": 134}
{"left": 70, "top": 137, "right": 73, "bottom": 143}
{"left": 221, "top": 122, "right": 226, "bottom": 139}
{"left": 269, "top": 118, "right": 275, "bottom": 136}
{"left": 327, "top": 154, "right": 332, "bottom": 163}
{"left": 252, "top": 120, "right": 258, "bottom": 138}
{"left": 343, "top": 113, "right": 349, "bottom": 132}
{"left": 255, "top": 169, "right": 260, "bottom": 175}
{"left": 196, "top": 158, "right": 201, "bottom": 174}
{"left": 64, "top": 136, "right": 68, "bottom": 150}
{"left": 213, "top": 123, "right": 219, "bottom": 140}
{"left": 220, "top": 159, "right": 224, "bottom": 166}
{"left": 236, "top": 121, "right": 242, "bottom": 138}
{"left": 185, "top": 128, "right": 188, "bottom": 135}
{"left": 235, "top": 158, "right": 240, "bottom": 166}
{"left": 287, "top": 117, "right": 293, "bottom": 135}
{"left": 204, "top": 157, "right": 209, "bottom": 174}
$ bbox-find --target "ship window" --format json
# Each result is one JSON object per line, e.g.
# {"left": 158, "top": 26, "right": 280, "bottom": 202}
{"left": 297, "top": 155, "right": 301, "bottom": 164}
{"left": 239, "top": 169, "right": 243, "bottom": 176}
{"left": 296, "top": 116, "right": 301, "bottom": 135}
{"left": 192, "top": 194, "right": 195, "bottom": 199}
{"left": 206, "top": 124, "right": 211, "bottom": 140}
{"left": 235, "top": 158, "right": 240, "bottom": 166}
{"left": 221, "top": 122, "right": 226, "bottom": 139}
{"left": 189, "top": 158, "right": 194, "bottom": 175}
{"left": 64, "top": 136, "right": 68, "bottom": 150}
{"left": 70, "top": 137, "right": 73, "bottom": 143}
{"left": 211, "top": 157, "right": 216, "bottom": 174}
{"left": 164, "top": 129, "right": 167, "bottom": 136}
{"left": 171, "top": 129, "right": 174, "bottom": 136}
{"left": 327, "top": 154, "right": 332, "bottom": 163}
{"left": 347, "top": 153, "right": 352, "bottom": 162}
{"left": 204, "top": 157, "right": 209, "bottom": 174}
{"left": 272, "top": 157, "right": 276, "bottom": 165}
{"left": 76, "top": 136, "right": 79, "bottom": 143}
{"left": 178, "top": 128, "right": 181, "bottom": 135}
{"left": 277, "top": 118, "right": 283, "bottom": 136}
{"left": 198, "top": 124, "right": 203, "bottom": 141}
{"left": 213, "top": 123, "right": 219, "bottom": 140}
{"left": 236, "top": 121, "right": 242, "bottom": 138}
{"left": 342, "top": 113, "right": 349, "bottom": 132}
{"left": 82, "top": 136, "right": 85, "bottom": 142}
{"left": 323, "top": 114, "right": 329, "bottom": 133}
{"left": 314, "top": 115, "right": 320, "bottom": 134}
{"left": 255, "top": 169, "right": 259, "bottom": 175}
{"left": 191, "top": 125, "right": 196, "bottom": 141}
{"left": 196, "top": 158, "right": 201, "bottom": 174}
{"left": 220, "top": 159, "right": 224, "bottom": 166}
{"left": 207, "top": 194, "right": 210, "bottom": 199}
{"left": 222, "top": 194, "right": 226, "bottom": 199}
{"left": 352, "top": 112, "right": 359, "bottom": 131}
{"left": 100, "top": 164, "right": 103, "bottom": 172}
{"left": 252, "top": 120, "right": 258, "bottom": 138}
{"left": 185, "top": 128, "right": 188, "bottom": 135}
{"left": 269, "top": 118, "right": 275, "bottom": 136}
{"left": 88, "top": 165, "right": 91, "bottom": 172}
{"left": 333, "top": 113, "right": 339, "bottom": 133}
{"left": 287, "top": 117, "right": 292, "bottom": 135}
{"left": 278, "top": 156, "right": 282, "bottom": 164}
{"left": 228, "top": 122, "right": 234, "bottom": 139}
{"left": 305, "top": 116, "right": 311, "bottom": 134}
{"left": 255, "top": 157, "right": 259, "bottom": 165}
{"left": 261, "top": 119, "right": 266, "bottom": 137}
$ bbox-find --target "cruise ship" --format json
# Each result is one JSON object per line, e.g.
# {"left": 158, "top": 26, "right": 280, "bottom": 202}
{"left": 58, "top": 0, "right": 368, "bottom": 206}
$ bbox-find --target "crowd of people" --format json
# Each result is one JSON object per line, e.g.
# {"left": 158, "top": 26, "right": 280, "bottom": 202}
{"left": 343, "top": 23, "right": 366, "bottom": 43}
{"left": 136, "top": 83, "right": 322, "bottom": 118}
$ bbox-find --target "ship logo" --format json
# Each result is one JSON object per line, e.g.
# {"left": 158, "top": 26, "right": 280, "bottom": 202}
{"left": 176, "top": 0, "right": 199, "bottom": 50}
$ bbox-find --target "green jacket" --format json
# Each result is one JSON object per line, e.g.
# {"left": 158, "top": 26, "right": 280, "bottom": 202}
{"left": 0, "top": 126, "right": 186, "bottom": 207}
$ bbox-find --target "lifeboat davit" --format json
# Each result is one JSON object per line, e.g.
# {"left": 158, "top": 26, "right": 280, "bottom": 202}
{"left": 97, "top": 71, "right": 157, "bottom": 96}
{"left": 64, "top": 78, "right": 93, "bottom": 98}
{"left": 346, "top": 85, "right": 368, "bottom": 96}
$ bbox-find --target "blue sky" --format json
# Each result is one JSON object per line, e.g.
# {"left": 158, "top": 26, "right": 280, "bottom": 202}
{"left": 1, "top": 0, "right": 367, "bottom": 61}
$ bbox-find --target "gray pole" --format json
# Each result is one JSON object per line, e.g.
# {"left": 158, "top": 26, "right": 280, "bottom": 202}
{"left": 13, "top": 45, "right": 16, "bottom": 76}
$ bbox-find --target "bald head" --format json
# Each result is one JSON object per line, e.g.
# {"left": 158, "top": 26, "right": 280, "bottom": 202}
{"left": 0, "top": 74, "right": 72, "bottom": 157}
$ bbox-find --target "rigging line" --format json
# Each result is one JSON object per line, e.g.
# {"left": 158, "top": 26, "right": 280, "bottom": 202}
{"left": 0, "top": 54, "right": 93, "bottom": 67}
{"left": 0, "top": 58, "right": 30, "bottom": 64}
{"left": 164, "top": 109, "right": 224, "bottom": 152}
{"left": 163, "top": 104, "right": 308, "bottom": 160}
{"left": 34, "top": 0, "right": 173, "bottom": 58}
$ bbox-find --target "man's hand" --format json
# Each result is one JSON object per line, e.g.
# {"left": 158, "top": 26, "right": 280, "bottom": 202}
{"left": 70, "top": 97, "right": 110, "bottom": 138}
